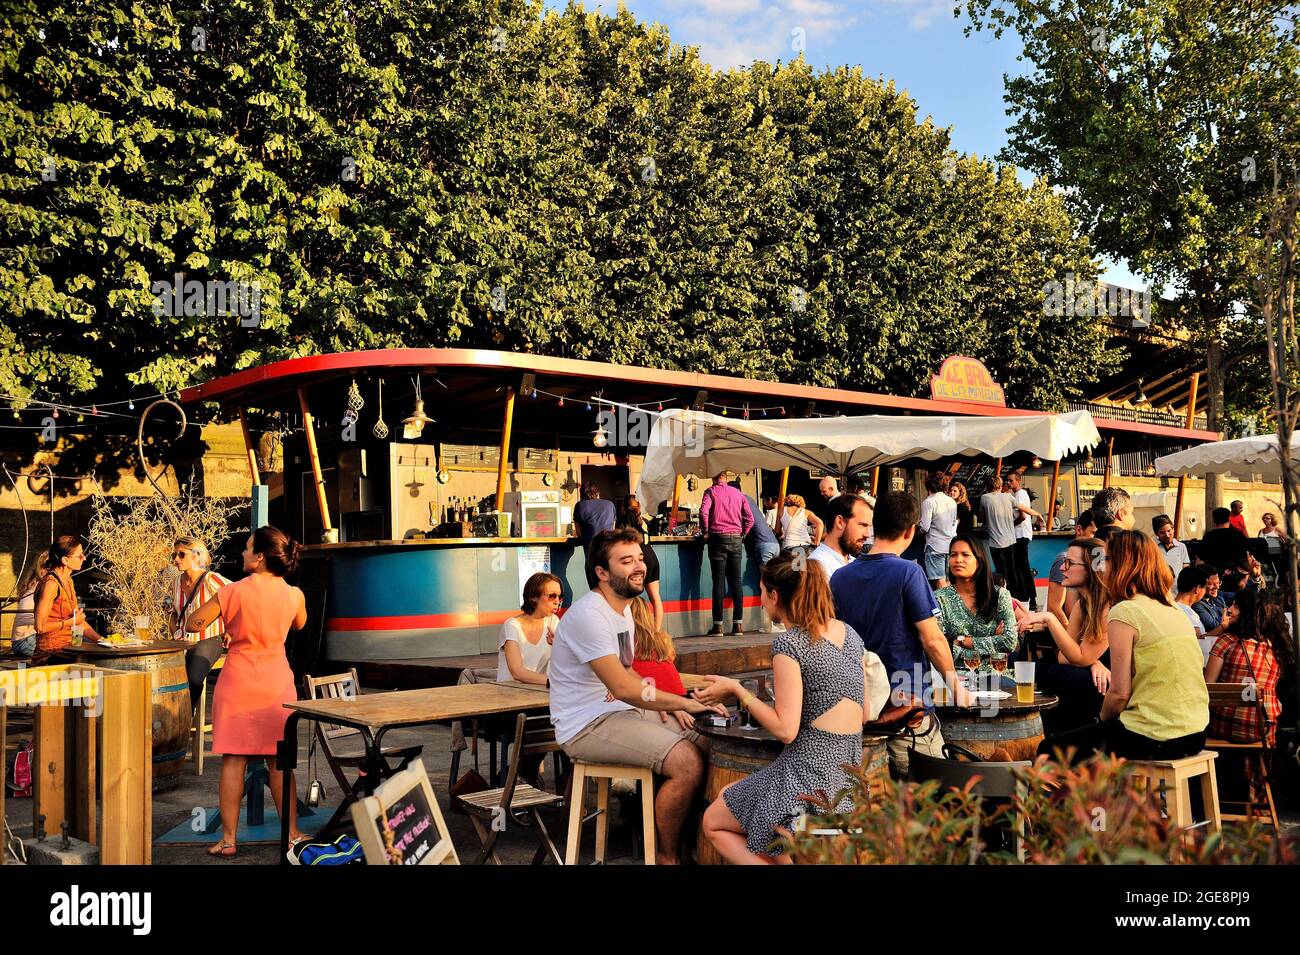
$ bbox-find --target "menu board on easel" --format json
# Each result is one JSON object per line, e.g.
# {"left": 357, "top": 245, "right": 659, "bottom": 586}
{"left": 351, "top": 762, "right": 459, "bottom": 866}
{"left": 951, "top": 460, "right": 999, "bottom": 493}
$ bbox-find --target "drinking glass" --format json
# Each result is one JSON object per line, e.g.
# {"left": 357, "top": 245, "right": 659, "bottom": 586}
{"left": 739, "top": 679, "right": 760, "bottom": 730}
{"left": 991, "top": 652, "right": 1008, "bottom": 674}
{"left": 1014, "top": 661, "right": 1036, "bottom": 704}
{"left": 963, "top": 648, "right": 981, "bottom": 692}
{"left": 134, "top": 614, "right": 151, "bottom": 642}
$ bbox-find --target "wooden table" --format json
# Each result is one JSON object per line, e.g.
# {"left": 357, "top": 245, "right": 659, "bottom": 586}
{"left": 933, "top": 692, "right": 1059, "bottom": 761}
{"left": 56, "top": 640, "right": 194, "bottom": 792}
{"left": 276, "top": 682, "right": 551, "bottom": 863}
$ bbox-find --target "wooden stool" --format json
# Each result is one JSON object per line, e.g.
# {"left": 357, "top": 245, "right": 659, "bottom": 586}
{"left": 1128, "top": 751, "right": 1221, "bottom": 834}
{"left": 191, "top": 655, "right": 226, "bottom": 775}
{"left": 564, "top": 762, "right": 656, "bottom": 865}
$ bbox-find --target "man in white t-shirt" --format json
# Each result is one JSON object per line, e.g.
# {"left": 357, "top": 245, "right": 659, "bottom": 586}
{"left": 549, "top": 527, "right": 724, "bottom": 864}
{"left": 1008, "top": 471, "right": 1042, "bottom": 611}
{"left": 808, "top": 495, "right": 872, "bottom": 580}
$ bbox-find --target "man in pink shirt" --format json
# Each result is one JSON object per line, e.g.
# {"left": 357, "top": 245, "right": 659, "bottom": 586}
{"left": 699, "top": 470, "right": 754, "bottom": 635}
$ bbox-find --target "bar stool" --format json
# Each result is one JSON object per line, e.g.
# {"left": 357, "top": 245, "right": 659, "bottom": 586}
{"left": 191, "top": 654, "right": 226, "bottom": 775}
{"left": 1128, "top": 750, "right": 1221, "bottom": 834}
{"left": 564, "top": 761, "right": 656, "bottom": 865}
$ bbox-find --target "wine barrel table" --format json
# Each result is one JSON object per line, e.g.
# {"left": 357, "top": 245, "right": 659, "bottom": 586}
{"left": 59, "top": 640, "right": 194, "bottom": 792}
{"left": 933, "top": 692, "right": 1059, "bottom": 761}
{"left": 693, "top": 720, "right": 888, "bottom": 864}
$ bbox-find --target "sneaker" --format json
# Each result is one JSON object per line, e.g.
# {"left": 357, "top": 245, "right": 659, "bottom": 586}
{"left": 730, "top": 623, "right": 745, "bottom": 636}
{"left": 706, "top": 624, "right": 724, "bottom": 636}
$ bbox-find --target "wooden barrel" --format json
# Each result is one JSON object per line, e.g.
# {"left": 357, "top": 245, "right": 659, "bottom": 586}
{"left": 95, "top": 650, "right": 192, "bottom": 792}
{"left": 937, "top": 710, "right": 1044, "bottom": 762}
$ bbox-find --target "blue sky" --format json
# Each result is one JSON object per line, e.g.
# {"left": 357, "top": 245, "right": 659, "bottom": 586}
{"left": 562, "top": 0, "right": 1142, "bottom": 287}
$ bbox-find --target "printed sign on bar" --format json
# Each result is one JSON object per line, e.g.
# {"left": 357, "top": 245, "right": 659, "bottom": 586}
{"left": 930, "top": 356, "right": 1006, "bottom": 406}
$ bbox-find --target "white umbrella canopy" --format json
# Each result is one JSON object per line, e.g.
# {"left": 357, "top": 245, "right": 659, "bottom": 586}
{"left": 636, "top": 408, "right": 1101, "bottom": 507}
{"left": 1155, "top": 432, "right": 1300, "bottom": 482}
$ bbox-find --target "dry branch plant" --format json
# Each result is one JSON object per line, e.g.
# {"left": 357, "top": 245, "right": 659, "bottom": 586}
{"left": 87, "top": 479, "right": 246, "bottom": 634}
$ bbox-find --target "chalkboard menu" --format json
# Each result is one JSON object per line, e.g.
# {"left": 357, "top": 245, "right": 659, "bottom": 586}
{"left": 351, "top": 763, "right": 459, "bottom": 866}
{"left": 950, "top": 461, "right": 999, "bottom": 494}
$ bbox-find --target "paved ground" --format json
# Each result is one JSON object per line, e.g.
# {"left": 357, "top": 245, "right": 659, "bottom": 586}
{"left": 4, "top": 717, "right": 656, "bottom": 866}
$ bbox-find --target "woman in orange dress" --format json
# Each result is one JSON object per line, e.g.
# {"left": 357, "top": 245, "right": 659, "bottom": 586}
{"left": 33, "top": 535, "right": 103, "bottom": 664}
{"left": 187, "top": 526, "right": 307, "bottom": 858}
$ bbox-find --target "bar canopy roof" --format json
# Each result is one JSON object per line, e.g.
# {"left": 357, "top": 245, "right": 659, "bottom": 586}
{"left": 178, "top": 347, "right": 1217, "bottom": 450}
{"left": 637, "top": 408, "right": 1102, "bottom": 506}
{"left": 1156, "top": 432, "right": 1300, "bottom": 482}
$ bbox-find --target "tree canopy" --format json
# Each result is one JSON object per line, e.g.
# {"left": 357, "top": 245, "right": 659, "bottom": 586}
{"left": 2, "top": 0, "right": 1115, "bottom": 427}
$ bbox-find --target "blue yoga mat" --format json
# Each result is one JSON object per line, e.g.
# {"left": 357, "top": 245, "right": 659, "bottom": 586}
{"left": 155, "top": 803, "right": 339, "bottom": 846}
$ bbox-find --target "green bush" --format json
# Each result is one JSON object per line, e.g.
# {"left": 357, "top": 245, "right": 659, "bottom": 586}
{"left": 785, "top": 753, "right": 1297, "bottom": 865}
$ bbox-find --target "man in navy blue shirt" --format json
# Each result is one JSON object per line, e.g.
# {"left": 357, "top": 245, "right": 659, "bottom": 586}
{"left": 574, "top": 482, "right": 617, "bottom": 588}
{"left": 831, "top": 490, "right": 970, "bottom": 777}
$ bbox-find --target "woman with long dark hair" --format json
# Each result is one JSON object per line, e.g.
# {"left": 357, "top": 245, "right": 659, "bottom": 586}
{"left": 186, "top": 526, "right": 308, "bottom": 859}
{"left": 1205, "top": 587, "right": 1293, "bottom": 806}
{"left": 1020, "top": 536, "right": 1112, "bottom": 731}
{"left": 934, "top": 534, "right": 1017, "bottom": 678}
{"left": 33, "top": 535, "right": 103, "bottom": 663}
{"left": 1038, "top": 530, "right": 1208, "bottom": 762}
{"left": 698, "top": 555, "right": 870, "bottom": 864}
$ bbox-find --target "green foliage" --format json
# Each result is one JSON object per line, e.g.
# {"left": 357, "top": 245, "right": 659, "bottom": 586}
{"left": 786, "top": 752, "right": 1298, "bottom": 865}
{"left": 1, "top": 0, "right": 1114, "bottom": 425}
{"left": 962, "top": 0, "right": 1300, "bottom": 421}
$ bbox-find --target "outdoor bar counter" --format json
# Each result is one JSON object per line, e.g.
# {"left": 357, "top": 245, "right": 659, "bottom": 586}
{"left": 304, "top": 534, "right": 765, "bottom": 662}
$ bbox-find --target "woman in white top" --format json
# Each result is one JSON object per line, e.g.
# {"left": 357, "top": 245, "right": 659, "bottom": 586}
{"left": 1259, "top": 512, "right": 1287, "bottom": 540}
{"left": 779, "top": 493, "right": 823, "bottom": 553}
{"left": 497, "top": 572, "right": 562, "bottom": 684}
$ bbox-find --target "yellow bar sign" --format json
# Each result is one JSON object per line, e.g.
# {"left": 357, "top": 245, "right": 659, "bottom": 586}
{"left": 930, "top": 356, "right": 1006, "bottom": 406}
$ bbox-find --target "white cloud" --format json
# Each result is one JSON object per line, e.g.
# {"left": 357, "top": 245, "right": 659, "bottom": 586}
{"left": 657, "top": 0, "right": 857, "bottom": 69}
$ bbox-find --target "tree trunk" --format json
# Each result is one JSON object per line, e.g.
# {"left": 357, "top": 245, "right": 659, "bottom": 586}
{"left": 1204, "top": 326, "right": 1225, "bottom": 525}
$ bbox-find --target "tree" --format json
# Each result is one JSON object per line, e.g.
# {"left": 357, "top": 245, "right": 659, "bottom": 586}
{"left": 962, "top": 0, "right": 1300, "bottom": 516}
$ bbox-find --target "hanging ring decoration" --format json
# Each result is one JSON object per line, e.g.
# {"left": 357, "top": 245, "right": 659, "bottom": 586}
{"left": 137, "top": 398, "right": 188, "bottom": 532}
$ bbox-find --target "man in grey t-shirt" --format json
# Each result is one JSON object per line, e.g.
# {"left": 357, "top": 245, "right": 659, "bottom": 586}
{"left": 980, "top": 478, "right": 1020, "bottom": 591}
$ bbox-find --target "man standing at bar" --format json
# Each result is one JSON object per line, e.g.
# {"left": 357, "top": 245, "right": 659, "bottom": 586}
{"left": 1008, "top": 472, "right": 1042, "bottom": 610}
{"left": 575, "top": 482, "right": 617, "bottom": 589}
{"left": 980, "top": 476, "right": 1020, "bottom": 592}
{"left": 814, "top": 476, "right": 842, "bottom": 528}
{"left": 1229, "top": 500, "right": 1249, "bottom": 536}
{"left": 1090, "top": 487, "right": 1134, "bottom": 542}
{"left": 699, "top": 470, "right": 754, "bottom": 636}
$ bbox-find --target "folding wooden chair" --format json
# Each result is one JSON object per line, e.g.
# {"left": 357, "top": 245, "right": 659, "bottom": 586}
{"left": 457, "top": 713, "right": 567, "bottom": 865}
{"left": 1205, "top": 681, "right": 1280, "bottom": 829}
{"left": 304, "top": 669, "right": 424, "bottom": 799}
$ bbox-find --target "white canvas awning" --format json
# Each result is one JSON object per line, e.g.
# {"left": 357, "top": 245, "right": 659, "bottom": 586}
{"left": 1155, "top": 433, "right": 1300, "bottom": 482}
{"left": 636, "top": 408, "right": 1101, "bottom": 507}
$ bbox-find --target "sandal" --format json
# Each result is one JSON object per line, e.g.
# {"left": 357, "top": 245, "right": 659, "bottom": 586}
{"left": 208, "top": 840, "right": 237, "bottom": 859}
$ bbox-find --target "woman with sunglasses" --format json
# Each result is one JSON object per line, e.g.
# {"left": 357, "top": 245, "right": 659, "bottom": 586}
{"left": 170, "top": 536, "right": 231, "bottom": 709}
{"left": 1019, "top": 536, "right": 1112, "bottom": 732}
{"left": 497, "top": 572, "right": 562, "bottom": 685}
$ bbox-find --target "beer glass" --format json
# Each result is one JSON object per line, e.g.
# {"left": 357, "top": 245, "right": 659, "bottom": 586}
{"left": 1014, "top": 661, "right": 1036, "bottom": 704}
{"left": 134, "top": 614, "right": 151, "bottom": 642}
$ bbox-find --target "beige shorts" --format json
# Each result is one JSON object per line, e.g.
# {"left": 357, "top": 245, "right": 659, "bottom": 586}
{"left": 561, "top": 708, "right": 704, "bottom": 774}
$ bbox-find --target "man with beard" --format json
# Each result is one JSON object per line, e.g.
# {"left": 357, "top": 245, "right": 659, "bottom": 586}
{"left": 550, "top": 528, "right": 725, "bottom": 864}
{"left": 808, "top": 494, "right": 872, "bottom": 579}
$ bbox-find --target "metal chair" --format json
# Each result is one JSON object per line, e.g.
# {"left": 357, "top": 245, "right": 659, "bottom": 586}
{"left": 908, "top": 746, "right": 1030, "bottom": 860}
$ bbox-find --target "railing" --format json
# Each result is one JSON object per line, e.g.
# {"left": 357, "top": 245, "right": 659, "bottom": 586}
{"left": 1073, "top": 446, "right": 1183, "bottom": 478}
{"left": 1065, "top": 401, "right": 1208, "bottom": 432}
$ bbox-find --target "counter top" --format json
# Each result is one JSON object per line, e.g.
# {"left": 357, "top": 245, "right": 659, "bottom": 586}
{"left": 301, "top": 534, "right": 707, "bottom": 553}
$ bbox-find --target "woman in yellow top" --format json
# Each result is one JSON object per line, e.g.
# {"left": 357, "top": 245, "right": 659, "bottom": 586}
{"left": 1038, "top": 530, "right": 1208, "bottom": 762}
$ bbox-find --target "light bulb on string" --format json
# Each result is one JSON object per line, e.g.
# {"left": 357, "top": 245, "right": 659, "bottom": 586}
{"left": 721, "top": 407, "right": 728, "bottom": 416}
{"left": 558, "top": 397, "right": 565, "bottom": 408}
{"left": 657, "top": 402, "right": 663, "bottom": 412}
{"left": 128, "top": 399, "right": 135, "bottom": 411}
{"left": 52, "top": 409, "right": 59, "bottom": 420}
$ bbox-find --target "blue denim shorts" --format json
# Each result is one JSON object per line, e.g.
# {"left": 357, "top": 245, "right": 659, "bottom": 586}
{"left": 923, "top": 546, "right": 948, "bottom": 582}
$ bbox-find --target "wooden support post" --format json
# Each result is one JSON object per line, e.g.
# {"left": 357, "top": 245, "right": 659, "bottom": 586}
{"left": 1102, "top": 437, "right": 1115, "bottom": 489}
{"left": 669, "top": 475, "right": 683, "bottom": 529}
{"left": 1047, "top": 460, "right": 1061, "bottom": 531}
{"left": 994, "top": 458, "right": 1003, "bottom": 487}
{"left": 100, "top": 669, "right": 152, "bottom": 865}
{"left": 0, "top": 696, "right": 5, "bottom": 864}
{"left": 33, "top": 702, "right": 75, "bottom": 838}
{"left": 778, "top": 467, "right": 790, "bottom": 505}
{"left": 297, "top": 387, "right": 333, "bottom": 537}
{"left": 239, "top": 407, "right": 261, "bottom": 487}
{"left": 869, "top": 467, "right": 879, "bottom": 496}
{"left": 496, "top": 387, "right": 516, "bottom": 512}
{"left": 1173, "top": 373, "right": 1201, "bottom": 536}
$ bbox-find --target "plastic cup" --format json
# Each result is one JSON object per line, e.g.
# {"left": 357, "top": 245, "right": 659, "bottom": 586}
{"left": 1014, "top": 661, "right": 1036, "bottom": 704}
{"left": 134, "top": 615, "right": 151, "bottom": 642}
